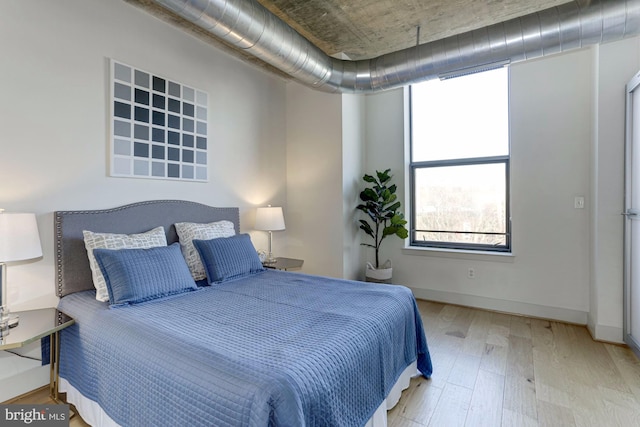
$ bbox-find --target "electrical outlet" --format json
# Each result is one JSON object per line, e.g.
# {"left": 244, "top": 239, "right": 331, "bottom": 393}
{"left": 468, "top": 268, "right": 475, "bottom": 279}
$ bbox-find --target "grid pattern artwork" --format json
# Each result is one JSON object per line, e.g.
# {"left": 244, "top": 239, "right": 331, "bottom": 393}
{"left": 110, "top": 60, "right": 208, "bottom": 181}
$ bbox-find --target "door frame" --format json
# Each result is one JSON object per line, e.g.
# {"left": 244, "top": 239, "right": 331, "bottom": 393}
{"left": 624, "top": 70, "right": 640, "bottom": 358}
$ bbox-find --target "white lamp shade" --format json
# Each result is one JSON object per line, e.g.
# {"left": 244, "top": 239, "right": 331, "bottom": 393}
{"left": 255, "top": 206, "right": 285, "bottom": 231}
{"left": 0, "top": 213, "right": 43, "bottom": 262}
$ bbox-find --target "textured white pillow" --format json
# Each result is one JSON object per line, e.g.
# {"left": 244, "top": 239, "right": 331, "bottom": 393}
{"left": 83, "top": 226, "right": 167, "bottom": 302}
{"left": 175, "top": 221, "right": 236, "bottom": 280}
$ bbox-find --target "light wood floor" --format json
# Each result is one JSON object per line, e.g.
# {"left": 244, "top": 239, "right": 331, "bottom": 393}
{"left": 389, "top": 300, "right": 640, "bottom": 427}
{"left": 6, "top": 300, "right": 640, "bottom": 427}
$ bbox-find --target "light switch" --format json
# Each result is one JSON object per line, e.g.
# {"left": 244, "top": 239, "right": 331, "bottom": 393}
{"left": 574, "top": 196, "right": 585, "bottom": 209}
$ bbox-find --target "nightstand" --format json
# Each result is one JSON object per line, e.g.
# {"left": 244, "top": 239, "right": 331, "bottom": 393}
{"left": 0, "top": 308, "right": 74, "bottom": 402}
{"left": 263, "top": 257, "right": 304, "bottom": 271}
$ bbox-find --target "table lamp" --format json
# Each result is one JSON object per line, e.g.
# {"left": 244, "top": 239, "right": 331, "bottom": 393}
{"left": 255, "top": 205, "right": 285, "bottom": 264}
{"left": 0, "top": 211, "right": 43, "bottom": 330}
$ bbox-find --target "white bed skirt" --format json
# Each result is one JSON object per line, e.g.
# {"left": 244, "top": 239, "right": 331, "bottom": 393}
{"left": 364, "top": 361, "right": 417, "bottom": 427}
{"left": 60, "top": 361, "right": 417, "bottom": 427}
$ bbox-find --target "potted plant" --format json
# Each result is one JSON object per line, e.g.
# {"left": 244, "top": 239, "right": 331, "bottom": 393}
{"left": 356, "top": 169, "right": 408, "bottom": 283}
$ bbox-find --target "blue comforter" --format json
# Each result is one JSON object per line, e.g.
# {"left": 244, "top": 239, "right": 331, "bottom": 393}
{"left": 58, "top": 270, "right": 432, "bottom": 427}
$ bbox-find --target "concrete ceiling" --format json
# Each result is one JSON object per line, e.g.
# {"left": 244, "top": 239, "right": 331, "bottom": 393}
{"left": 256, "top": 0, "right": 574, "bottom": 60}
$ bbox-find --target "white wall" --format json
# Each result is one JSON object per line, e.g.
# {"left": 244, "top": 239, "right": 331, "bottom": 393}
{"left": 285, "top": 82, "right": 344, "bottom": 277}
{"left": 590, "top": 37, "right": 640, "bottom": 342}
{"left": 284, "top": 84, "right": 366, "bottom": 280}
{"left": 342, "top": 94, "right": 366, "bottom": 280}
{"left": 364, "top": 40, "right": 640, "bottom": 330}
{"left": 0, "top": 0, "right": 287, "bottom": 400}
{"left": 361, "top": 89, "right": 407, "bottom": 277}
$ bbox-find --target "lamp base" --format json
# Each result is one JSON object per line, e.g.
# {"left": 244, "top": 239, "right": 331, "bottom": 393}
{"left": 8, "top": 314, "right": 19, "bottom": 328}
{"left": 263, "top": 256, "right": 277, "bottom": 265}
{"left": 0, "top": 305, "right": 9, "bottom": 330}
{"left": 0, "top": 311, "right": 8, "bottom": 337}
{"left": 1, "top": 315, "right": 21, "bottom": 340}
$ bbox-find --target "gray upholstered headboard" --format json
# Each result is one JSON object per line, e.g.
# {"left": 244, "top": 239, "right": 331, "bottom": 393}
{"left": 54, "top": 200, "right": 240, "bottom": 298}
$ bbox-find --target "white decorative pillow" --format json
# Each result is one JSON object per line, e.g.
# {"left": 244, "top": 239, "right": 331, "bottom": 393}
{"left": 83, "top": 226, "right": 167, "bottom": 302}
{"left": 175, "top": 221, "right": 236, "bottom": 281}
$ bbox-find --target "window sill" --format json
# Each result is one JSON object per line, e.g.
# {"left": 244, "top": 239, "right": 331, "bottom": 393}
{"left": 402, "top": 246, "right": 515, "bottom": 263}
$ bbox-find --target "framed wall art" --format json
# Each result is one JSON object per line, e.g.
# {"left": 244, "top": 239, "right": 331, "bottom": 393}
{"left": 109, "top": 60, "right": 208, "bottom": 182}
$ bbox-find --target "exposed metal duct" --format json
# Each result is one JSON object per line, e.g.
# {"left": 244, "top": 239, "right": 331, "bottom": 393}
{"left": 150, "top": 0, "right": 640, "bottom": 93}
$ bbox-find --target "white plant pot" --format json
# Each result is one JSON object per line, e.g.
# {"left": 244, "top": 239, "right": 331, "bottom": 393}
{"left": 365, "top": 260, "right": 393, "bottom": 283}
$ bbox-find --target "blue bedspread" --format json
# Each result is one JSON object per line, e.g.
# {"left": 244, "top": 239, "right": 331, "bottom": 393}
{"left": 58, "top": 270, "right": 432, "bottom": 427}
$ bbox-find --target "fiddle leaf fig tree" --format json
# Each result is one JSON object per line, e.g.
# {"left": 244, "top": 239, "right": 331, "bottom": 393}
{"left": 356, "top": 169, "right": 409, "bottom": 269}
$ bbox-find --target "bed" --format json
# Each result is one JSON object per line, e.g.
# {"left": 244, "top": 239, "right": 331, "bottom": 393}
{"left": 54, "top": 200, "right": 432, "bottom": 427}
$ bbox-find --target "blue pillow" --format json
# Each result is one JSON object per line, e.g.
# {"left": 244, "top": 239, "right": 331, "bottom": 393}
{"left": 193, "top": 234, "right": 265, "bottom": 284}
{"left": 93, "top": 243, "right": 198, "bottom": 306}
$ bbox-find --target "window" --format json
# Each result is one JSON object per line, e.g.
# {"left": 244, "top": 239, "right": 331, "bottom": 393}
{"left": 409, "top": 67, "right": 510, "bottom": 252}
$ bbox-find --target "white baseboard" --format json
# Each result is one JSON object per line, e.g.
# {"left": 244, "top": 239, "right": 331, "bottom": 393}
{"left": 587, "top": 321, "right": 624, "bottom": 344}
{"left": 410, "top": 287, "right": 588, "bottom": 325}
